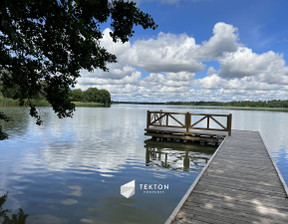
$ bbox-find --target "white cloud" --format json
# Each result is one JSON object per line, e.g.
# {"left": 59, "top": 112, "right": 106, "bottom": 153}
{"left": 194, "top": 74, "right": 281, "bottom": 91}
{"left": 100, "top": 23, "right": 241, "bottom": 74}
{"left": 218, "top": 47, "right": 288, "bottom": 85}
{"left": 77, "top": 22, "right": 288, "bottom": 102}
{"left": 223, "top": 76, "right": 279, "bottom": 91}
{"left": 140, "top": 72, "right": 195, "bottom": 89}
{"left": 100, "top": 28, "right": 131, "bottom": 57}
{"left": 80, "top": 64, "right": 135, "bottom": 81}
{"left": 78, "top": 72, "right": 141, "bottom": 86}
{"left": 194, "top": 74, "right": 223, "bottom": 89}
{"left": 140, "top": 73, "right": 166, "bottom": 86}
{"left": 207, "top": 66, "right": 217, "bottom": 75}
{"left": 117, "top": 31, "right": 204, "bottom": 73}
{"left": 201, "top": 22, "right": 241, "bottom": 59}
{"left": 165, "top": 72, "right": 195, "bottom": 81}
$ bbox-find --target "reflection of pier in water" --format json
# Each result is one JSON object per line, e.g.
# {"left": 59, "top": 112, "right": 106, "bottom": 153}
{"left": 145, "top": 140, "right": 216, "bottom": 172}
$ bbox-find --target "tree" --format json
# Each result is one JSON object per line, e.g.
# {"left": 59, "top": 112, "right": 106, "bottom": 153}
{"left": 0, "top": 193, "right": 28, "bottom": 223}
{"left": 0, "top": 0, "right": 157, "bottom": 139}
{"left": 69, "top": 88, "right": 111, "bottom": 105}
{"left": 83, "top": 87, "right": 99, "bottom": 102}
{"left": 98, "top": 89, "right": 111, "bottom": 106}
{"left": 70, "top": 89, "right": 84, "bottom": 102}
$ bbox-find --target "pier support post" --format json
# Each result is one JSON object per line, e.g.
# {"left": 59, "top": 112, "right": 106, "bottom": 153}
{"left": 147, "top": 111, "right": 151, "bottom": 129}
{"left": 185, "top": 112, "right": 191, "bottom": 134}
{"left": 207, "top": 115, "right": 210, "bottom": 130}
{"left": 227, "top": 113, "right": 232, "bottom": 136}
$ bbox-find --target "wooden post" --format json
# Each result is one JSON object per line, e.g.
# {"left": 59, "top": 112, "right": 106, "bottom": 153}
{"left": 185, "top": 112, "right": 191, "bottom": 133}
{"left": 227, "top": 113, "right": 232, "bottom": 136}
{"left": 207, "top": 115, "right": 210, "bottom": 130}
{"left": 146, "top": 110, "right": 151, "bottom": 129}
{"left": 166, "top": 114, "right": 169, "bottom": 126}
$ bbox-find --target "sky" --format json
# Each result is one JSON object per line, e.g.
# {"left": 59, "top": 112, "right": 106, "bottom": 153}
{"left": 76, "top": 0, "right": 288, "bottom": 102}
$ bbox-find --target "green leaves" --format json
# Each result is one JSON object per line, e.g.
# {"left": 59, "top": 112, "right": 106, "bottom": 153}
{"left": 70, "top": 88, "right": 111, "bottom": 106}
{"left": 0, "top": 112, "right": 11, "bottom": 140}
{"left": 110, "top": 0, "right": 158, "bottom": 42}
{"left": 0, "top": 193, "right": 28, "bottom": 224}
{"left": 0, "top": 0, "right": 157, "bottom": 139}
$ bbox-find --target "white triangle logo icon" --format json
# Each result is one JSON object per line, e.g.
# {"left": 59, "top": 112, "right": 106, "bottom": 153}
{"left": 120, "top": 180, "right": 135, "bottom": 198}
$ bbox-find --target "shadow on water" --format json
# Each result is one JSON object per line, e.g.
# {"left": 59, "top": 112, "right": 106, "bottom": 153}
{"left": 0, "top": 108, "right": 30, "bottom": 139}
{"left": 144, "top": 139, "right": 217, "bottom": 173}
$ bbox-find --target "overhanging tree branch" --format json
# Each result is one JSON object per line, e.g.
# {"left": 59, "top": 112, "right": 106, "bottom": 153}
{"left": 0, "top": 0, "right": 157, "bottom": 139}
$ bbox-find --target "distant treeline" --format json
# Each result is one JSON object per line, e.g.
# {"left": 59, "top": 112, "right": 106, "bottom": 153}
{"left": 0, "top": 85, "right": 111, "bottom": 107}
{"left": 166, "top": 100, "right": 288, "bottom": 108}
{"left": 112, "top": 101, "right": 165, "bottom": 105}
{"left": 69, "top": 88, "right": 111, "bottom": 106}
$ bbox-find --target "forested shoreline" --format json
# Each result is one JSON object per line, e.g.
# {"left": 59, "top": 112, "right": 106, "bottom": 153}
{"left": 0, "top": 88, "right": 111, "bottom": 107}
{"left": 166, "top": 100, "right": 288, "bottom": 108}
{"left": 69, "top": 88, "right": 111, "bottom": 106}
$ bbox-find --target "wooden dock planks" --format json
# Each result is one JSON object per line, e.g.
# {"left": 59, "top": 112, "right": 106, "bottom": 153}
{"left": 145, "top": 126, "right": 228, "bottom": 142}
{"left": 166, "top": 130, "right": 288, "bottom": 224}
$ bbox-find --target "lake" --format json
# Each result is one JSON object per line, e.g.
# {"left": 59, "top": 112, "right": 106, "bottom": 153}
{"left": 0, "top": 104, "right": 287, "bottom": 224}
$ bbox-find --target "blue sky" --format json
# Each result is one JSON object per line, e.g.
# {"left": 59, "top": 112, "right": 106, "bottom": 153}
{"left": 133, "top": 0, "right": 288, "bottom": 52}
{"left": 77, "top": 0, "right": 288, "bottom": 102}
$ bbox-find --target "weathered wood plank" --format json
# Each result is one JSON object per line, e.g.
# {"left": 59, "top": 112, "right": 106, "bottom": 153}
{"left": 146, "top": 126, "right": 228, "bottom": 136}
{"left": 197, "top": 179, "right": 286, "bottom": 197}
{"left": 185, "top": 201, "right": 288, "bottom": 223}
{"left": 203, "top": 172, "right": 283, "bottom": 188}
{"left": 166, "top": 130, "right": 288, "bottom": 224}
{"left": 206, "top": 168, "right": 281, "bottom": 181}
{"left": 188, "top": 194, "right": 288, "bottom": 216}
{"left": 144, "top": 132, "right": 219, "bottom": 142}
{"left": 193, "top": 184, "right": 288, "bottom": 204}
{"left": 198, "top": 175, "right": 285, "bottom": 193}
{"left": 191, "top": 191, "right": 288, "bottom": 211}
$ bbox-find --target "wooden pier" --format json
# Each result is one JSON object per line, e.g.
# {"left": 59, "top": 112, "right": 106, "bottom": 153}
{"left": 165, "top": 130, "right": 288, "bottom": 224}
{"left": 145, "top": 111, "right": 232, "bottom": 143}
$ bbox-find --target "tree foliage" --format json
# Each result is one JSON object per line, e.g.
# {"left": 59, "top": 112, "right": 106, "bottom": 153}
{"left": 69, "top": 89, "right": 83, "bottom": 102}
{"left": 0, "top": 112, "right": 11, "bottom": 140}
{"left": 70, "top": 88, "right": 111, "bottom": 106}
{"left": 0, "top": 0, "right": 157, "bottom": 139}
{"left": 0, "top": 193, "right": 28, "bottom": 224}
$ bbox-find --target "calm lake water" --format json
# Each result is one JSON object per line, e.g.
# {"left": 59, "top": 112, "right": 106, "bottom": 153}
{"left": 0, "top": 104, "right": 288, "bottom": 224}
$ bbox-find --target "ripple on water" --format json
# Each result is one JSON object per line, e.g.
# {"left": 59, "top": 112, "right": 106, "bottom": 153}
{"left": 2, "top": 106, "right": 288, "bottom": 224}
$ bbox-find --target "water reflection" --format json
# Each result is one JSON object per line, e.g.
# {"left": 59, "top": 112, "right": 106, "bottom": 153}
{"left": 145, "top": 140, "right": 216, "bottom": 172}
{"left": 1, "top": 105, "right": 288, "bottom": 224}
{"left": 0, "top": 107, "right": 30, "bottom": 138}
{"left": 275, "top": 147, "right": 288, "bottom": 185}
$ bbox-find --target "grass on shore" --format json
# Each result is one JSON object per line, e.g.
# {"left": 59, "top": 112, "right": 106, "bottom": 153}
{"left": 0, "top": 96, "right": 108, "bottom": 108}
{"left": 0, "top": 96, "right": 50, "bottom": 107}
{"left": 72, "top": 101, "right": 108, "bottom": 107}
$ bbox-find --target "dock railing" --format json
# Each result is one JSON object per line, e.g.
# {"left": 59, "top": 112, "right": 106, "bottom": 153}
{"left": 146, "top": 111, "right": 232, "bottom": 136}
